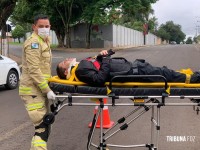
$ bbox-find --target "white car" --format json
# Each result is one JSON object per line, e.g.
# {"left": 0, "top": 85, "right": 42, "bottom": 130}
{"left": 0, "top": 55, "right": 20, "bottom": 89}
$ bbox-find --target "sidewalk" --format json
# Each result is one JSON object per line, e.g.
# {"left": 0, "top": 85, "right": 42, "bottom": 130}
{"left": 52, "top": 45, "right": 136, "bottom": 52}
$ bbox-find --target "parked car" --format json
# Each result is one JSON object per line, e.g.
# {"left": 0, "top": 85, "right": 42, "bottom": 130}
{"left": 170, "top": 41, "right": 177, "bottom": 44}
{"left": 0, "top": 55, "right": 20, "bottom": 89}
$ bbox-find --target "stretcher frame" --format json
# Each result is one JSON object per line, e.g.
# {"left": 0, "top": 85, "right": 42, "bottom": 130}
{"left": 46, "top": 75, "right": 200, "bottom": 150}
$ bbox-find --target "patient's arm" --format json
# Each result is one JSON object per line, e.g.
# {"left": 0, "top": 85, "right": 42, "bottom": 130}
{"left": 75, "top": 57, "right": 111, "bottom": 86}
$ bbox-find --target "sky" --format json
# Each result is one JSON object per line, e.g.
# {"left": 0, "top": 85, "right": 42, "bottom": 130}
{"left": 152, "top": 0, "right": 200, "bottom": 38}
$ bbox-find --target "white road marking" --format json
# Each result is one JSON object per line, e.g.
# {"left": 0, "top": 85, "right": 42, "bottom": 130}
{"left": 194, "top": 45, "right": 200, "bottom": 51}
{"left": 0, "top": 121, "right": 32, "bottom": 142}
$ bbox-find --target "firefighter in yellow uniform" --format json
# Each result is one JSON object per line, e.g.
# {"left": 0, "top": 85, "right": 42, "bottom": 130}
{"left": 19, "top": 15, "right": 56, "bottom": 150}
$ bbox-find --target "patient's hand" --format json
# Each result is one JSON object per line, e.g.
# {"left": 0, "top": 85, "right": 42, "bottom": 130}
{"left": 99, "top": 50, "right": 108, "bottom": 56}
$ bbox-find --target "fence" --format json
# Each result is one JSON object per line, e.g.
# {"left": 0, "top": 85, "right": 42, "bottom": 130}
{"left": 112, "top": 24, "right": 160, "bottom": 48}
{"left": 16, "top": 24, "right": 164, "bottom": 48}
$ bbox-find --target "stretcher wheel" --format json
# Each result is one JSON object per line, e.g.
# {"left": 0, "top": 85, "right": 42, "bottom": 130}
{"left": 43, "top": 113, "right": 55, "bottom": 125}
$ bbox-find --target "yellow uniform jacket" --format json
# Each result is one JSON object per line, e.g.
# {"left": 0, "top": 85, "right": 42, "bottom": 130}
{"left": 19, "top": 32, "right": 52, "bottom": 95}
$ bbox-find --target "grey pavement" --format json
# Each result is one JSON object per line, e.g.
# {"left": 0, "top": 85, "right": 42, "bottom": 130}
{"left": 6, "top": 43, "right": 151, "bottom": 65}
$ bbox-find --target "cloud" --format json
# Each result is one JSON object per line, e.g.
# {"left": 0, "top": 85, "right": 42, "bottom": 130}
{"left": 152, "top": 0, "right": 200, "bottom": 36}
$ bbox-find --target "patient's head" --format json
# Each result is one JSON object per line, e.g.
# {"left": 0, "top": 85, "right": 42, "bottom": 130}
{"left": 56, "top": 58, "right": 76, "bottom": 79}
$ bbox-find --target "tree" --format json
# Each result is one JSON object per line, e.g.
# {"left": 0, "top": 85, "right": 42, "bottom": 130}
{"left": 148, "top": 16, "right": 158, "bottom": 33}
{"left": 186, "top": 37, "right": 193, "bottom": 44}
{"left": 0, "top": 0, "right": 17, "bottom": 56}
{"left": 113, "top": 0, "right": 158, "bottom": 31}
{"left": 0, "top": 0, "right": 17, "bottom": 39}
{"left": 193, "top": 35, "right": 200, "bottom": 44}
{"left": 80, "top": 0, "right": 112, "bottom": 48}
{"left": 156, "top": 21, "right": 186, "bottom": 43}
{"left": 156, "top": 27, "right": 170, "bottom": 41}
{"left": 79, "top": 0, "right": 158, "bottom": 48}
{"left": 48, "top": 0, "right": 74, "bottom": 48}
{"left": 12, "top": 0, "right": 66, "bottom": 47}
{"left": 9, "top": 16, "right": 32, "bottom": 34}
{"left": 0, "top": 0, "right": 17, "bottom": 30}
{"left": 12, "top": 0, "right": 83, "bottom": 48}
{"left": 11, "top": 0, "right": 159, "bottom": 49}
{"left": 12, "top": 25, "right": 26, "bottom": 43}
{"left": 47, "top": 0, "right": 83, "bottom": 48}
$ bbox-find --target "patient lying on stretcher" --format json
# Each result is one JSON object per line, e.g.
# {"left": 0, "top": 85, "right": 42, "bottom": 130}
{"left": 56, "top": 49, "right": 200, "bottom": 86}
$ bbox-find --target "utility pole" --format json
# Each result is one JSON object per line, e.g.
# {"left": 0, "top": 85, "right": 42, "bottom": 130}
{"left": 196, "top": 18, "right": 200, "bottom": 36}
{"left": 0, "top": 31, "right": 2, "bottom": 55}
{"left": 196, "top": 26, "right": 199, "bottom": 36}
{"left": 143, "top": 23, "right": 148, "bottom": 45}
{"left": 1, "top": 23, "right": 8, "bottom": 57}
{"left": 1, "top": 24, "right": 11, "bottom": 57}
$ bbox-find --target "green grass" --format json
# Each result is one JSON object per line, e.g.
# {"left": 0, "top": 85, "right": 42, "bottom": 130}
{"left": 9, "top": 42, "right": 23, "bottom": 45}
{"left": 50, "top": 44, "right": 58, "bottom": 48}
{"left": 9, "top": 42, "right": 58, "bottom": 48}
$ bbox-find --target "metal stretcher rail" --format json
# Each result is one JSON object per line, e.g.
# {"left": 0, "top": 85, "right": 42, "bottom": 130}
{"left": 43, "top": 94, "right": 200, "bottom": 150}
{"left": 47, "top": 75, "right": 200, "bottom": 150}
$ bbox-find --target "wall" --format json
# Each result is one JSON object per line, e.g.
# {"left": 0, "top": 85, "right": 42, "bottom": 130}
{"left": 21, "top": 31, "right": 58, "bottom": 45}
{"left": 113, "top": 24, "right": 161, "bottom": 48}
{"left": 113, "top": 25, "right": 144, "bottom": 48}
{"left": 18, "top": 24, "right": 162, "bottom": 48}
{"left": 71, "top": 24, "right": 113, "bottom": 48}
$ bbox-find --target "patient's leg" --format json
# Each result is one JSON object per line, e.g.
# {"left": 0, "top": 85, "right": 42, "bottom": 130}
{"left": 190, "top": 72, "right": 200, "bottom": 83}
{"left": 136, "top": 61, "right": 186, "bottom": 82}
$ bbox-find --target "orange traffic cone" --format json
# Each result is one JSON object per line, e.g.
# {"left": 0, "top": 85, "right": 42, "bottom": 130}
{"left": 89, "top": 98, "right": 114, "bottom": 129}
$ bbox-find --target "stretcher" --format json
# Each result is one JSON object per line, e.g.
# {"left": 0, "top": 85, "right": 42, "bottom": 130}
{"left": 47, "top": 75, "right": 200, "bottom": 150}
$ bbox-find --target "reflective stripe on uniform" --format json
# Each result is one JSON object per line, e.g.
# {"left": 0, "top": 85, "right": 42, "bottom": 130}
{"left": 38, "top": 36, "right": 44, "bottom": 44}
{"left": 32, "top": 33, "right": 43, "bottom": 44}
{"left": 43, "top": 74, "right": 51, "bottom": 81}
{"left": 19, "top": 87, "right": 32, "bottom": 94}
{"left": 26, "top": 102, "right": 44, "bottom": 111}
{"left": 32, "top": 139, "right": 47, "bottom": 147}
{"left": 38, "top": 81, "right": 48, "bottom": 90}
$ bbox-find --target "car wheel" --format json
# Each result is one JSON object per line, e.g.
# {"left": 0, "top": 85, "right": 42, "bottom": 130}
{"left": 5, "top": 70, "right": 19, "bottom": 90}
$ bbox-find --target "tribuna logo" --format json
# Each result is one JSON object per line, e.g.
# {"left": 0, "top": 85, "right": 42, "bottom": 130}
{"left": 166, "top": 136, "right": 196, "bottom": 142}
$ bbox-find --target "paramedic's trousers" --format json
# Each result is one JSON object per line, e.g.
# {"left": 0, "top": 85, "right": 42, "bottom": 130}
{"left": 21, "top": 94, "right": 51, "bottom": 150}
{"left": 132, "top": 59, "right": 200, "bottom": 83}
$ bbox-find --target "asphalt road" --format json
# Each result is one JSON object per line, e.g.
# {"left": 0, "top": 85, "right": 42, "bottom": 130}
{"left": 1, "top": 44, "right": 200, "bottom": 150}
